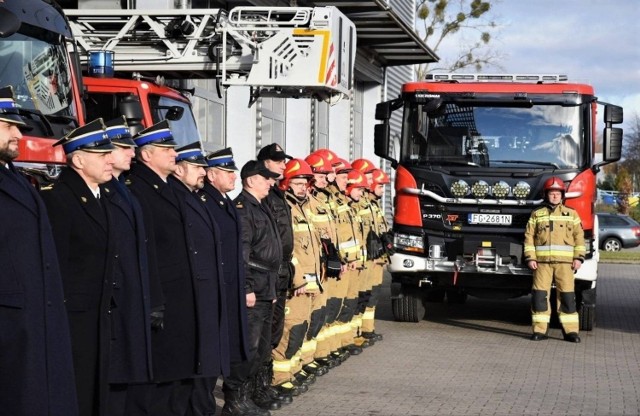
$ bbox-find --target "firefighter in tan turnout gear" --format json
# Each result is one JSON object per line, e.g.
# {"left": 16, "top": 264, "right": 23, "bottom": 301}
{"left": 524, "top": 177, "right": 585, "bottom": 343}
{"left": 271, "top": 159, "right": 324, "bottom": 395}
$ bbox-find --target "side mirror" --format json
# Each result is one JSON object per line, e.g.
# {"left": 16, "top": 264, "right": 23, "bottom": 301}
{"left": 0, "top": 8, "right": 20, "bottom": 38}
{"left": 374, "top": 122, "right": 398, "bottom": 168}
{"left": 602, "top": 127, "right": 623, "bottom": 163}
{"left": 604, "top": 105, "right": 623, "bottom": 125}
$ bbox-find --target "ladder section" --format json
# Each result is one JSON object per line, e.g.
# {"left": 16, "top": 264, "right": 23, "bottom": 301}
{"left": 65, "top": 6, "right": 357, "bottom": 101}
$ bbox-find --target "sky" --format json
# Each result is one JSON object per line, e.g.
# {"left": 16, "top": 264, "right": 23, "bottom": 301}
{"left": 428, "top": 0, "right": 640, "bottom": 127}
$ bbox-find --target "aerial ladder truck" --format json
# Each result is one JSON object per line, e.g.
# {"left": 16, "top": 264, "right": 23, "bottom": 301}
{"left": 65, "top": 6, "right": 357, "bottom": 147}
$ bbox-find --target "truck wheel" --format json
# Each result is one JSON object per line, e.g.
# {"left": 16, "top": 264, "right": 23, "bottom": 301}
{"left": 391, "top": 285, "right": 425, "bottom": 322}
{"left": 446, "top": 289, "right": 467, "bottom": 304}
{"left": 579, "top": 304, "right": 596, "bottom": 331}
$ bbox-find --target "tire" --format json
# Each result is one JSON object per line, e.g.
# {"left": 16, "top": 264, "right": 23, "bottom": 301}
{"left": 602, "top": 237, "right": 622, "bottom": 252}
{"left": 391, "top": 286, "right": 425, "bottom": 322}
{"left": 579, "top": 304, "right": 595, "bottom": 331}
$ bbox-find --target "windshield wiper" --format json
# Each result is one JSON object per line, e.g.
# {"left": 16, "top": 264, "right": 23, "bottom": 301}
{"left": 493, "top": 160, "right": 560, "bottom": 169}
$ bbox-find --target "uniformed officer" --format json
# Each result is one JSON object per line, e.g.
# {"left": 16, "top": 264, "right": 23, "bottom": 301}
{"left": 171, "top": 142, "right": 230, "bottom": 415}
{"left": 41, "top": 118, "right": 116, "bottom": 416}
{"left": 234, "top": 160, "right": 282, "bottom": 416}
{"left": 331, "top": 159, "right": 365, "bottom": 358}
{"left": 271, "top": 159, "right": 324, "bottom": 395}
{"left": 304, "top": 152, "right": 342, "bottom": 371}
{"left": 0, "top": 86, "right": 78, "bottom": 416}
{"left": 362, "top": 168, "right": 392, "bottom": 342}
{"left": 100, "top": 116, "right": 155, "bottom": 415}
{"left": 202, "top": 148, "right": 269, "bottom": 415}
{"left": 524, "top": 177, "right": 585, "bottom": 343}
{"left": 126, "top": 122, "right": 220, "bottom": 415}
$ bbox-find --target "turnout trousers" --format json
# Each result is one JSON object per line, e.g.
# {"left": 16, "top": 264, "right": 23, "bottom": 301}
{"left": 531, "top": 262, "right": 579, "bottom": 334}
{"left": 272, "top": 294, "right": 312, "bottom": 385}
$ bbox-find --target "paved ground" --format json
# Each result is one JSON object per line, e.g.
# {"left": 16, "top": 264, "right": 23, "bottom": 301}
{"left": 216, "top": 263, "right": 640, "bottom": 415}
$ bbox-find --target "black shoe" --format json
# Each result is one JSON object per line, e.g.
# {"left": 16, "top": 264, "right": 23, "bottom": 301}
{"left": 333, "top": 349, "right": 348, "bottom": 363}
{"left": 303, "top": 361, "right": 328, "bottom": 376}
{"left": 354, "top": 336, "right": 372, "bottom": 348}
{"left": 362, "top": 331, "right": 383, "bottom": 342}
{"left": 530, "top": 332, "right": 548, "bottom": 341}
{"left": 345, "top": 344, "right": 363, "bottom": 355}
{"left": 316, "top": 356, "right": 337, "bottom": 370}
{"left": 289, "top": 378, "right": 309, "bottom": 394}
{"left": 267, "top": 386, "right": 292, "bottom": 404}
{"left": 273, "top": 381, "right": 301, "bottom": 397}
{"left": 294, "top": 370, "right": 316, "bottom": 385}
{"left": 252, "top": 388, "right": 281, "bottom": 411}
{"left": 564, "top": 332, "right": 581, "bottom": 343}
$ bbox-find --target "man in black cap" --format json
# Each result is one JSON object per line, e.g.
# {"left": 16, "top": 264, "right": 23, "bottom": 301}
{"left": 257, "top": 144, "right": 310, "bottom": 392}
{"left": 100, "top": 116, "right": 156, "bottom": 415}
{"left": 0, "top": 86, "right": 78, "bottom": 416}
{"left": 232, "top": 160, "right": 282, "bottom": 416}
{"left": 170, "top": 142, "right": 230, "bottom": 416}
{"left": 126, "top": 122, "right": 214, "bottom": 415}
{"left": 41, "top": 117, "right": 116, "bottom": 416}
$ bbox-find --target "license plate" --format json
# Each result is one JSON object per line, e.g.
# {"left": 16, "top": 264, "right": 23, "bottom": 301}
{"left": 468, "top": 213, "right": 512, "bottom": 225}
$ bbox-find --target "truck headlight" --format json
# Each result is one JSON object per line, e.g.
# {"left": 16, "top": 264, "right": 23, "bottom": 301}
{"left": 394, "top": 233, "right": 424, "bottom": 253}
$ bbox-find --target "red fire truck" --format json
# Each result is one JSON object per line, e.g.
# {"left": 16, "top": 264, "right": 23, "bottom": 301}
{"left": 374, "top": 74, "right": 624, "bottom": 330}
{"left": 0, "top": 0, "right": 84, "bottom": 183}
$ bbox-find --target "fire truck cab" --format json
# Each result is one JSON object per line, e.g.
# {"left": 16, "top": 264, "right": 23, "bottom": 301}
{"left": 374, "top": 74, "right": 624, "bottom": 331}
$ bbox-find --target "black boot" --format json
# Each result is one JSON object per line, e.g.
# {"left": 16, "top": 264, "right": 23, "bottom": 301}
{"left": 221, "top": 386, "right": 268, "bottom": 416}
{"left": 263, "top": 362, "right": 292, "bottom": 404}
{"left": 250, "top": 374, "right": 281, "bottom": 411}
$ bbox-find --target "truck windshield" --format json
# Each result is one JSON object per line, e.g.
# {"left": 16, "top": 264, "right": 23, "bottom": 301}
{"left": 149, "top": 95, "right": 201, "bottom": 149}
{"left": 0, "top": 32, "right": 75, "bottom": 117}
{"left": 402, "top": 101, "right": 584, "bottom": 169}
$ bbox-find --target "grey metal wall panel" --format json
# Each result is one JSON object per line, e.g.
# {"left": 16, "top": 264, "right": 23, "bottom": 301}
{"left": 389, "top": 0, "right": 414, "bottom": 26}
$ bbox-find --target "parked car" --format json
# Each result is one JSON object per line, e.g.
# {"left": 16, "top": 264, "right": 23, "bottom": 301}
{"left": 597, "top": 213, "right": 640, "bottom": 252}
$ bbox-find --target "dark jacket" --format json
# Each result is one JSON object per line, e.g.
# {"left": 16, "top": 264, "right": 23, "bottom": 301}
{"left": 40, "top": 167, "right": 113, "bottom": 416}
{"left": 264, "top": 186, "right": 294, "bottom": 261}
{"left": 126, "top": 162, "right": 219, "bottom": 381}
{"left": 234, "top": 189, "right": 281, "bottom": 301}
{"left": 169, "top": 176, "right": 230, "bottom": 378}
{"left": 200, "top": 182, "right": 250, "bottom": 362}
{"left": 0, "top": 165, "right": 78, "bottom": 416}
{"left": 101, "top": 176, "right": 154, "bottom": 383}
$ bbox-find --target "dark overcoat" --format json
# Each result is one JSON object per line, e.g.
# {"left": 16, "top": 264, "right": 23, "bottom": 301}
{"left": 0, "top": 165, "right": 78, "bottom": 416}
{"left": 101, "top": 177, "right": 154, "bottom": 383}
{"left": 169, "top": 176, "right": 230, "bottom": 378}
{"left": 200, "top": 182, "right": 250, "bottom": 363}
{"left": 40, "top": 167, "right": 113, "bottom": 416}
{"left": 126, "top": 163, "right": 221, "bottom": 381}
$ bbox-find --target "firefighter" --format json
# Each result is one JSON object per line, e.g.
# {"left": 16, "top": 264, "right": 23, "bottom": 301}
{"left": 271, "top": 159, "right": 323, "bottom": 395}
{"left": 524, "top": 177, "right": 585, "bottom": 343}
{"left": 305, "top": 152, "right": 343, "bottom": 371}
{"left": 0, "top": 86, "right": 78, "bottom": 416}
{"left": 350, "top": 158, "right": 380, "bottom": 348}
{"left": 361, "top": 168, "right": 392, "bottom": 342}
{"left": 332, "top": 160, "right": 367, "bottom": 357}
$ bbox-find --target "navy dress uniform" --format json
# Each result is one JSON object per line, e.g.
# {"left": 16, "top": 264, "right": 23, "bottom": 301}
{"left": 170, "top": 142, "right": 231, "bottom": 414}
{"left": 126, "top": 122, "right": 220, "bottom": 415}
{"left": 0, "top": 86, "right": 79, "bottom": 416}
{"left": 100, "top": 117, "right": 155, "bottom": 413}
{"left": 40, "top": 118, "right": 116, "bottom": 416}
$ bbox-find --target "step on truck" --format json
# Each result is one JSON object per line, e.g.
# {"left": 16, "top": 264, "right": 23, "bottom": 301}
{"left": 374, "top": 74, "right": 624, "bottom": 330}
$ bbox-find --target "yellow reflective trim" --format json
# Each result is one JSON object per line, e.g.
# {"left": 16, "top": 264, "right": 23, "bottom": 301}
{"left": 337, "top": 205, "right": 350, "bottom": 213}
{"left": 363, "top": 309, "right": 375, "bottom": 320}
{"left": 291, "top": 257, "right": 299, "bottom": 266}
{"left": 306, "top": 282, "right": 319, "bottom": 291}
{"left": 558, "top": 314, "right": 579, "bottom": 323}
{"left": 301, "top": 339, "right": 317, "bottom": 353}
{"left": 273, "top": 360, "right": 291, "bottom": 372}
{"left": 284, "top": 306, "right": 291, "bottom": 315}
{"left": 532, "top": 314, "right": 551, "bottom": 323}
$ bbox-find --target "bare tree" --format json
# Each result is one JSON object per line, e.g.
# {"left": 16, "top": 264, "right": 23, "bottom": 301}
{"left": 621, "top": 112, "right": 640, "bottom": 193}
{"left": 416, "top": 0, "right": 503, "bottom": 79}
